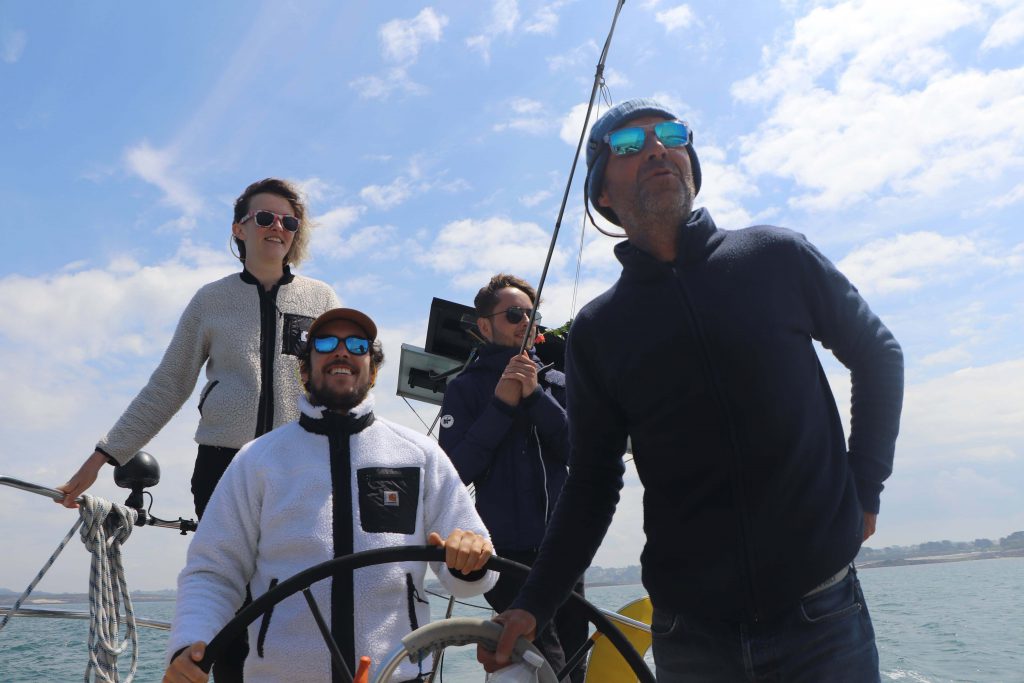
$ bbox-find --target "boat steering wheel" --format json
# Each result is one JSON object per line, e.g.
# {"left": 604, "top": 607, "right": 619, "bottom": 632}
{"left": 197, "top": 546, "right": 654, "bottom": 682}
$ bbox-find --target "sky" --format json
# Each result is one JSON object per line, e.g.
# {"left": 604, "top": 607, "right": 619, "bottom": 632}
{"left": 0, "top": 0, "right": 1021, "bottom": 593}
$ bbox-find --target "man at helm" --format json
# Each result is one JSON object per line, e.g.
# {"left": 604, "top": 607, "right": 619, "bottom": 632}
{"left": 165, "top": 308, "right": 496, "bottom": 682}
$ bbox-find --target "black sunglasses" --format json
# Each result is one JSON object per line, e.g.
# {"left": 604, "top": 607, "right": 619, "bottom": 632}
{"left": 239, "top": 210, "right": 300, "bottom": 232}
{"left": 483, "top": 306, "right": 541, "bottom": 325}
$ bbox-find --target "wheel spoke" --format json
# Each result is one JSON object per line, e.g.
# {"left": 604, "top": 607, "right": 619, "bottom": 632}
{"left": 302, "top": 587, "right": 353, "bottom": 683}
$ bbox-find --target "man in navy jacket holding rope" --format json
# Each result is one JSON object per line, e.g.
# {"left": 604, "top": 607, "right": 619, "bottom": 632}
{"left": 485, "top": 99, "right": 905, "bottom": 681}
{"left": 439, "top": 273, "right": 587, "bottom": 682}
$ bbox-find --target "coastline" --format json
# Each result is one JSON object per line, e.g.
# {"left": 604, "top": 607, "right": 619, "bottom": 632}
{"left": 7, "top": 550, "right": 1021, "bottom": 604}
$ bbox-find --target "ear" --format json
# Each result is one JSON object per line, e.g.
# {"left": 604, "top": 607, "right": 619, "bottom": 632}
{"left": 231, "top": 222, "right": 245, "bottom": 240}
{"left": 597, "top": 187, "right": 613, "bottom": 209}
{"left": 476, "top": 316, "right": 493, "bottom": 342}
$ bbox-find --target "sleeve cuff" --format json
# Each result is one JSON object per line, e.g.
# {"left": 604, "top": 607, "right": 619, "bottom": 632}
{"left": 521, "top": 387, "right": 542, "bottom": 407}
{"left": 95, "top": 446, "right": 118, "bottom": 467}
{"left": 447, "top": 566, "right": 490, "bottom": 582}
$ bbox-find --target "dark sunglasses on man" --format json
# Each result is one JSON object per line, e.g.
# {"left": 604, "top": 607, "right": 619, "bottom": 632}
{"left": 312, "top": 335, "right": 370, "bottom": 355}
{"left": 238, "top": 209, "right": 300, "bottom": 232}
{"left": 482, "top": 306, "right": 542, "bottom": 325}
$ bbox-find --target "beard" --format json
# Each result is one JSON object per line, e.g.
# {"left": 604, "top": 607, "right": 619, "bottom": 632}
{"left": 631, "top": 173, "right": 694, "bottom": 229}
{"left": 307, "top": 372, "right": 372, "bottom": 413}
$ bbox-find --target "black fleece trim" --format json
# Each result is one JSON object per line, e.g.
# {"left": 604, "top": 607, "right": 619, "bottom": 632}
{"left": 240, "top": 266, "right": 294, "bottom": 438}
{"left": 238, "top": 265, "right": 295, "bottom": 286}
{"left": 447, "top": 566, "right": 490, "bottom": 583}
{"left": 300, "top": 408, "right": 374, "bottom": 683}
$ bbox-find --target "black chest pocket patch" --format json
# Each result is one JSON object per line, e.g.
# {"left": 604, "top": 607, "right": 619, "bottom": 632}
{"left": 357, "top": 467, "right": 420, "bottom": 534}
{"left": 282, "top": 313, "right": 315, "bottom": 357}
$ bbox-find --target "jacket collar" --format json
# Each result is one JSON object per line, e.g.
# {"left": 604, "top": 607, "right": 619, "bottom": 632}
{"left": 239, "top": 265, "right": 295, "bottom": 286}
{"left": 614, "top": 207, "right": 720, "bottom": 280}
{"left": 298, "top": 393, "right": 376, "bottom": 435}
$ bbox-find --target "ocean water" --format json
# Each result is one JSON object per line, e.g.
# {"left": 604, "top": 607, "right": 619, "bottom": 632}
{"left": 1, "top": 557, "right": 1020, "bottom": 682}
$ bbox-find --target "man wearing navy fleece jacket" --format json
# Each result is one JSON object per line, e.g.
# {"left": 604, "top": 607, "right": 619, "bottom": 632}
{"left": 439, "top": 273, "right": 587, "bottom": 682}
{"left": 486, "top": 99, "right": 904, "bottom": 682}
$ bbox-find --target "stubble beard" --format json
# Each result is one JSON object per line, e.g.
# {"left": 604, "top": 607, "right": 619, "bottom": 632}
{"left": 308, "top": 373, "right": 371, "bottom": 413}
{"left": 626, "top": 174, "right": 695, "bottom": 237}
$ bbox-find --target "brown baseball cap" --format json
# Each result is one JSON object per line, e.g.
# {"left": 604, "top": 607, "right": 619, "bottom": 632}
{"left": 307, "top": 307, "right": 378, "bottom": 342}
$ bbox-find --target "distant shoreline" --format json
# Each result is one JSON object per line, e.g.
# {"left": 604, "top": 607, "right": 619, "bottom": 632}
{"left": 4, "top": 551, "right": 1021, "bottom": 604}
{"left": 858, "top": 547, "right": 1024, "bottom": 569}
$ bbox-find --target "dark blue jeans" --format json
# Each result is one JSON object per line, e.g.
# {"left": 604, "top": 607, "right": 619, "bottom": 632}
{"left": 651, "top": 566, "right": 879, "bottom": 682}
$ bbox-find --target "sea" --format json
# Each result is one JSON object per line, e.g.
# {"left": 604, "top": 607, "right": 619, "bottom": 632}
{"left": 1, "top": 557, "right": 1020, "bottom": 682}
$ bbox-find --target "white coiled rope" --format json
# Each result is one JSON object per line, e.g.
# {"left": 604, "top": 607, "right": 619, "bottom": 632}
{"left": 0, "top": 495, "right": 139, "bottom": 682}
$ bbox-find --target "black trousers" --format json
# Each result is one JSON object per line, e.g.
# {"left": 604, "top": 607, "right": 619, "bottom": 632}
{"left": 486, "top": 548, "right": 589, "bottom": 683}
{"left": 192, "top": 445, "right": 248, "bottom": 683}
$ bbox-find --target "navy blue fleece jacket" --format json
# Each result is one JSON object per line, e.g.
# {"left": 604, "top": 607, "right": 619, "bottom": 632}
{"left": 513, "top": 208, "right": 904, "bottom": 625}
{"left": 438, "top": 344, "right": 570, "bottom": 552}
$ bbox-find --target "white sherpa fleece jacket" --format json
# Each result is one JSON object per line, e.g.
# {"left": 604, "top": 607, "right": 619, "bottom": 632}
{"left": 98, "top": 270, "right": 339, "bottom": 463}
{"left": 167, "top": 394, "right": 497, "bottom": 682}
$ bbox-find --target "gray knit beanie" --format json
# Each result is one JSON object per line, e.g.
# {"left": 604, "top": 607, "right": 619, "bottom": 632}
{"left": 585, "top": 98, "right": 701, "bottom": 226}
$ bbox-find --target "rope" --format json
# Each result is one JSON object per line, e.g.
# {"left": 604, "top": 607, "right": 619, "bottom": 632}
{"left": 0, "top": 495, "right": 140, "bottom": 682}
{"left": 78, "top": 495, "right": 140, "bottom": 683}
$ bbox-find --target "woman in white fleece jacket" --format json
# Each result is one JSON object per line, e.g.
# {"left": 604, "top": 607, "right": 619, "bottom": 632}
{"left": 57, "top": 178, "right": 340, "bottom": 518}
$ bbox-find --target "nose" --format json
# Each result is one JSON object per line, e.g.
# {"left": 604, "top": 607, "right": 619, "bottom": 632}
{"left": 643, "top": 130, "right": 668, "bottom": 158}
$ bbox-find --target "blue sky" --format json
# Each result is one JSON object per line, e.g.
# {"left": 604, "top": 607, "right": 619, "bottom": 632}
{"left": 0, "top": 0, "right": 1021, "bottom": 591}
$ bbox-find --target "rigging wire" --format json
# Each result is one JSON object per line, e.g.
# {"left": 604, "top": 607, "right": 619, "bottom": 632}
{"left": 401, "top": 396, "right": 438, "bottom": 440}
{"left": 519, "top": 0, "right": 628, "bottom": 355}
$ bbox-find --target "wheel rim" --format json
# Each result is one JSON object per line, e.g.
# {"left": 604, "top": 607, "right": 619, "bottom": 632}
{"left": 198, "top": 545, "right": 654, "bottom": 682}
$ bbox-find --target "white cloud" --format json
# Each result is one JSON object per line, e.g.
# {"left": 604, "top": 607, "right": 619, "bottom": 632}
{"left": 546, "top": 40, "right": 597, "bottom": 72}
{"left": 360, "top": 177, "right": 414, "bottom": 210}
{"left": 523, "top": 0, "right": 576, "bottom": 35}
{"left": 123, "top": 141, "right": 204, "bottom": 221}
{"left": 492, "top": 98, "right": 554, "bottom": 135}
{"left": 731, "top": 0, "right": 1024, "bottom": 210}
{"left": 379, "top": 8, "right": 448, "bottom": 64}
{"left": 322, "top": 225, "right": 402, "bottom": 261}
{"left": 655, "top": 5, "right": 696, "bottom": 32}
{"left": 899, "top": 359, "right": 1024, "bottom": 467}
{"left": 349, "top": 67, "right": 427, "bottom": 100}
{"left": 0, "top": 243, "right": 235, "bottom": 435}
{"left": 692, "top": 144, "right": 758, "bottom": 228}
{"left": 520, "top": 190, "right": 553, "bottom": 207}
{"left": 919, "top": 345, "right": 973, "bottom": 367}
{"left": 985, "top": 181, "right": 1024, "bottom": 210}
{"left": 418, "top": 216, "right": 568, "bottom": 288}
{"left": 350, "top": 8, "right": 447, "bottom": 100}
{"left": 467, "top": 0, "right": 520, "bottom": 62}
{"left": 2, "top": 29, "right": 27, "bottom": 64}
{"left": 836, "top": 231, "right": 1024, "bottom": 295}
{"left": 559, "top": 102, "right": 593, "bottom": 147}
{"left": 981, "top": 3, "right": 1024, "bottom": 50}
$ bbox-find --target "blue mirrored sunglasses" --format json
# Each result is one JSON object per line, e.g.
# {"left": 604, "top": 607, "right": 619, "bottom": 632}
{"left": 604, "top": 120, "right": 691, "bottom": 157}
{"left": 312, "top": 335, "right": 370, "bottom": 355}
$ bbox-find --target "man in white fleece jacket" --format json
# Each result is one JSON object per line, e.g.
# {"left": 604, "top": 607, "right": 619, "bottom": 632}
{"left": 165, "top": 308, "right": 497, "bottom": 683}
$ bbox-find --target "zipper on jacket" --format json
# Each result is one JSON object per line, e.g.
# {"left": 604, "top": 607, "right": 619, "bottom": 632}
{"left": 254, "top": 284, "right": 280, "bottom": 438}
{"left": 671, "top": 265, "right": 761, "bottom": 622}
{"left": 534, "top": 427, "right": 550, "bottom": 524}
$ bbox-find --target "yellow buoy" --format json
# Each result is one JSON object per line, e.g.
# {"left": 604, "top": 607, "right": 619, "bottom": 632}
{"left": 584, "top": 595, "right": 652, "bottom": 683}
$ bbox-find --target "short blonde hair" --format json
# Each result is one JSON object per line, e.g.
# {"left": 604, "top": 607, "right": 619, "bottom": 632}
{"left": 232, "top": 177, "right": 311, "bottom": 267}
